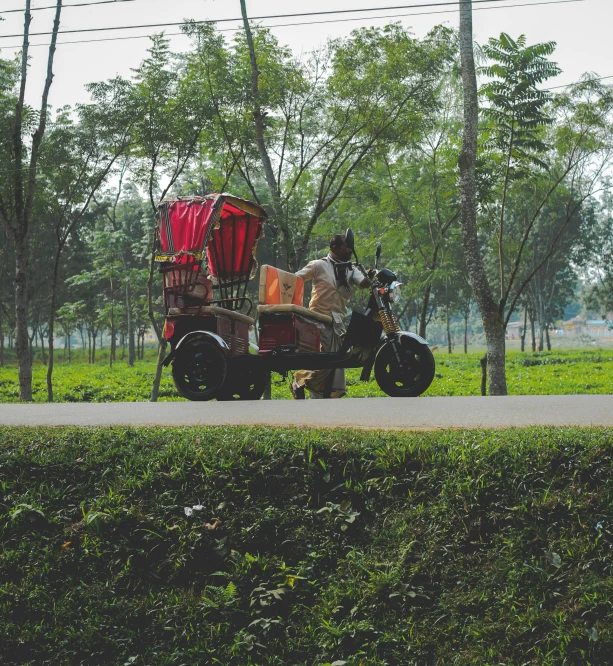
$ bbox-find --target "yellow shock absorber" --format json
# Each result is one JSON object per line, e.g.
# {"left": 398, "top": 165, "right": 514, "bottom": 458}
{"left": 379, "top": 309, "right": 401, "bottom": 335}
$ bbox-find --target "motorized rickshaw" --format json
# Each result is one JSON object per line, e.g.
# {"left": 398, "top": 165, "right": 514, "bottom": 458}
{"left": 155, "top": 193, "right": 435, "bottom": 401}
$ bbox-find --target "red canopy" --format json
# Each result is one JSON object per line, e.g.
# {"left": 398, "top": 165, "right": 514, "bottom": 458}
{"left": 155, "top": 194, "right": 266, "bottom": 280}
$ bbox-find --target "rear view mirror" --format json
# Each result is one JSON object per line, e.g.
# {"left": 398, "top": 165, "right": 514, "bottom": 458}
{"left": 375, "top": 242, "right": 382, "bottom": 268}
{"left": 345, "top": 228, "right": 355, "bottom": 251}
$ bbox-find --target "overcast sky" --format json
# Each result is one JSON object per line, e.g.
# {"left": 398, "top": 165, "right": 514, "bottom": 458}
{"left": 0, "top": 0, "right": 610, "bottom": 111}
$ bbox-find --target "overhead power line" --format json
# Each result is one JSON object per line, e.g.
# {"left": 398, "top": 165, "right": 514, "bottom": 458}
{"left": 545, "top": 74, "right": 613, "bottom": 90}
{"left": 0, "top": 0, "right": 560, "bottom": 17}
{"left": 0, "top": 0, "right": 140, "bottom": 15}
{"left": 0, "top": 0, "right": 586, "bottom": 39}
{"left": 0, "top": 0, "right": 587, "bottom": 47}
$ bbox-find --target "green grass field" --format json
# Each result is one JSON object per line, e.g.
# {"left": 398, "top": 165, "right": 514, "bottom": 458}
{"left": 1, "top": 348, "right": 612, "bottom": 402}
{"left": 2, "top": 426, "right": 613, "bottom": 665}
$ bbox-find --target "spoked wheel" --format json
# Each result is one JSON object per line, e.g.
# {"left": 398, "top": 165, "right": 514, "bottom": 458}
{"left": 374, "top": 336, "right": 435, "bottom": 397}
{"left": 217, "top": 367, "right": 270, "bottom": 401}
{"left": 172, "top": 338, "right": 227, "bottom": 401}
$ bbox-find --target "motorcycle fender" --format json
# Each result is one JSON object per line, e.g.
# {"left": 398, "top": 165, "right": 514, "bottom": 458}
{"left": 360, "top": 331, "right": 430, "bottom": 381}
{"left": 397, "top": 331, "right": 429, "bottom": 346}
{"left": 163, "top": 331, "right": 229, "bottom": 367}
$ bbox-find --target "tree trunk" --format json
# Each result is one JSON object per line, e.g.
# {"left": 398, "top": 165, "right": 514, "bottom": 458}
{"left": 537, "top": 295, "right": 545, "bottom": 352}
{"left": 46, "top": 253, "right": 61, "bottom": 402}
{"left": 419, "top": 284, "right": 432, "bottom": 339}
{"left": 150, "top": 340, "right": 167, "bottom": 402}
{"left": 458, "top": 0, "right": 507, "bottom": 396}
{"left": 68, "top": 332, "right": 71, "bottom": 363}
{"left": 446, "top": 307, "right": 452, "bottom": 354}
{"left": 110, "top": 299, "right": 115, "bottom": 369}
{"left": 464, "top": 314, "right": 469, "bottom": 354}
{"left": 41, "top": 329, "right": 47, "bottom": 365}
{"left": 239, "top": 0, "right": 285, "bottom": 250}
{"left": 521, "top": 307, "right": 528, "bottom": 352}
{"left": 545, "top": 324, "right": 551, "bottom": 352}
{"left": 480, "top": 355, "right": 487, "bottom": 396}
{"left": 92, "top": 330, "right": 96, "bottom": 364}
{"left": 14, "top": 233, "right": 33, "bottom": 400}
{"left": 530, "top": 311, "right": 536, "bottom": 352}
{"left": 126, "top": 280, "right": 135, "bottom": 366}
{"left": 0, "top": 307, "right": 4, "bottom": 367}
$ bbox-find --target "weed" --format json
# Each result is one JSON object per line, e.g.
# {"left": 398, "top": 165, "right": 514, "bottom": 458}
{"left": 1, "top": 426, "right": 613, "bottom": 664}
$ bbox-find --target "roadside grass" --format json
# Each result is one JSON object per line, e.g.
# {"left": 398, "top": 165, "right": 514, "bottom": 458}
{"left": 1, "top": 348, "right": 612, "bottom": 402}
{"left": 1, "top": 426, "right": 613, "bottom": 665}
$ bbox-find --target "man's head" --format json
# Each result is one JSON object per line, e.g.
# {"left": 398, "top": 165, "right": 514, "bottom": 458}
{"left": 330, "top": 234, "right": 352, "bottom": 262}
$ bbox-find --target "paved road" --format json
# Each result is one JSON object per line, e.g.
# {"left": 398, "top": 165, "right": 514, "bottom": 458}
{"left": 0, "top": 395, "right": 612, "bottom": 430}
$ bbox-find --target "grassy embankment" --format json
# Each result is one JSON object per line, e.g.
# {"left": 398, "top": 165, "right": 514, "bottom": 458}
{"left": 1, "top": 426, "right": 613, "bottom": 665}
{"left": 0, "top": 348, "right": 612, "bottom": 402}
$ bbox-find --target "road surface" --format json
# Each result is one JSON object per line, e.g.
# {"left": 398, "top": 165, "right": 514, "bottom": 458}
{"left": 0, "top": 395, "right": 612, "bottom": 429}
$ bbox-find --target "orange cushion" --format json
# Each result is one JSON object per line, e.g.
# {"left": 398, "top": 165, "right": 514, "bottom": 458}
{"left": 259, "top": 265, "right": 304, "bottom": 306}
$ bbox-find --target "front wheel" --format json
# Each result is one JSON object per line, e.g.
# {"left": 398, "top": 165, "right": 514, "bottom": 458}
{"left": 172, "top": 337, "right": 227, "bottom": 401}
{"left": 374, "top": 335, "right": 435, "bottom": 397}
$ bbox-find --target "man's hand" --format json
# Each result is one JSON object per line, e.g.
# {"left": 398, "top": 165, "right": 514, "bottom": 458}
{"left": 359, "top": 277, "right": 372, "bottom": 289}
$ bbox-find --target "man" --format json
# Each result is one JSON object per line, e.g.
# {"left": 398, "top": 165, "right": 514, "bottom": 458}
{"left": 292, "top": 234, "right": 371, "bottom": 399}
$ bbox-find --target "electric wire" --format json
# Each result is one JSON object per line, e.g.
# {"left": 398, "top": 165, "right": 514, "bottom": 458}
{"left": 0, "top": 0, "right": 586, "bottom": 39}
{"left": 0, "top": 0, "right": 141, "bottom": 14}
{"left": 0, "top": 0, "right": 573, "bottom": 17}
{"left": 0, "top": 0, "right": 587, "bottom": 48}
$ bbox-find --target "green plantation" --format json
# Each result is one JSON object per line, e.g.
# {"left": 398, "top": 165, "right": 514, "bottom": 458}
{"left": 2, "top": 426, "right": 613, "bottom": 665}
{"left": 0, "top": 348, "right": 612, "bottom": 402}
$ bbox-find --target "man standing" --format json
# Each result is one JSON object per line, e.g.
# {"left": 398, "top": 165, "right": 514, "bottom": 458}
{"left": 292, "top": 234, "right": 370, "bottom": 399}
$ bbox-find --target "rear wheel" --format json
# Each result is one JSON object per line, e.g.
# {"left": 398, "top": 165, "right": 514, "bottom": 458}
{"left": 217, "top": 367, "right": 270, "bottom": 401}
{"left": 374, "top": 336, "right": 435, "bottom": 397}
{"left": 172, "top": 337, "right": 227, "bottom": 401}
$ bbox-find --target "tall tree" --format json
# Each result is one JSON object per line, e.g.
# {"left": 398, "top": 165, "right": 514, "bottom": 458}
{"left": 480, "top": 33, "right": 560, "bottom": 301}
{"left": 459, "top": 0, "right": 508, "bottom": 395}
{"left": 185, "top": 19, "right": 454, "bottom": 271}
{"left": 42, "top": 83, "right": 134, "bottom": 401}
{"left": 129, "top": 35, "right": 215, "bottom": 401}
{"left": 0, "top": 1, "right": 63, "bottom": 400}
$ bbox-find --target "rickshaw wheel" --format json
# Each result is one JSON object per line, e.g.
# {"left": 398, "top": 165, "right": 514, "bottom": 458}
{"left": 217, "top": 368, "right": 270, "bottom": 401}
{"left": 374, "top": 336, "right": 435, "bottom": 398}
{"left": 172, "top": 338, "right": 227, "bottom": 401}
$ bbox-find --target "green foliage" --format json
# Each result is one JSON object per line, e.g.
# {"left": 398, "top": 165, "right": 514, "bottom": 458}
{"left": 480, "top": 33, "right": 560, "bottom": 175}
{"left": 2, "top": 426, "right": 613, "bottom": 664}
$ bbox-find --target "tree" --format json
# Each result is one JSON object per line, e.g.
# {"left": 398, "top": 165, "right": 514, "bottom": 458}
{"left": 128, "top": 35, "right": 215, "bottom": 401}
{"left": 459, "top": 0, "right": 507, "bottom": 394}
{"left": 480, "top": 33, "right": 561, "bottom": 302}
{"left": 0, "top": 1, "right": 63, "bottom": 400}
{"left": 185, "top": 18, "right": 454, "bottom": 271}
{"left": 41, "top": 84, "right": 133, "bottom": 401}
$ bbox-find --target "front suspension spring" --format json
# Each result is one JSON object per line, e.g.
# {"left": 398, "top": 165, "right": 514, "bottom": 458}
{"left": 379, "top": 309, "right": 401, "bottom": 335}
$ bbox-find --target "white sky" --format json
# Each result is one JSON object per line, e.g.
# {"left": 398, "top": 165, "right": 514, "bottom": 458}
{"left": 0, "top": 0, "right": 610, "bottom": 111}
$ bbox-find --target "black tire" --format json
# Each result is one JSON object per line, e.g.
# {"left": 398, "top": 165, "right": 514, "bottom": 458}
{"left": 374, "top": 336, "right": 435, "bottom": 397}
{"left": 217, "top": 367, "right": 270, "bottom": 401}
{"left": 172, "top": 337, "right": 227, "bottom": 401}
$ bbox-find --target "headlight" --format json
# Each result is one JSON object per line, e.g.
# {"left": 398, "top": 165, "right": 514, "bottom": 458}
{"left": 390, "top": 281, "right": 403, "bottom": 304}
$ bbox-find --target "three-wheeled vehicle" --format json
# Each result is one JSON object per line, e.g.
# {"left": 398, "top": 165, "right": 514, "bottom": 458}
{"left": 155, "top": 194, "right": 435, "bottom": 401}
